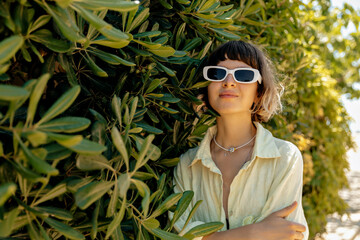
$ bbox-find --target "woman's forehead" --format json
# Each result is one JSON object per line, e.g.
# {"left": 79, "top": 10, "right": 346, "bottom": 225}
{"left": 217, "top": 59, "right": 252, "bottom": 68}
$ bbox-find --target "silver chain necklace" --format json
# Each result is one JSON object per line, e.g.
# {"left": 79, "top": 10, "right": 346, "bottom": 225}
{"left": 213, "top": 134, "right": 256, "bottom": 155}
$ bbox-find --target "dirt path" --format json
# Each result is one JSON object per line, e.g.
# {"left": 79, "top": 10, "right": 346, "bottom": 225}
{"left": 319, "top": 133, "right": 360, "bottom": 240}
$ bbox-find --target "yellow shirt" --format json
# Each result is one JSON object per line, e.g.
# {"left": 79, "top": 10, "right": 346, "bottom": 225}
{"left": 168, "top": 122, "right": 309, "bottom": 240}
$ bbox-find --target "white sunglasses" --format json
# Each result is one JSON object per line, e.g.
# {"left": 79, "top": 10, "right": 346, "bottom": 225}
{"left": 203, "top": 66, "right": 262, "bottom": 84}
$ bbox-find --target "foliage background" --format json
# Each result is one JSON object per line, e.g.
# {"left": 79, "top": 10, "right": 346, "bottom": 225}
{"left": 0, "top": 0, "right": 359, "bottom": 239}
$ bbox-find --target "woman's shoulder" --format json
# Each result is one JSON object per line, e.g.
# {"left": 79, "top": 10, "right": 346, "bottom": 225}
{"left": 178, "top": 146, "right": 200, "bottom": 167}
{"left": 272, "top": 137, "right": 303, "bottom": 166}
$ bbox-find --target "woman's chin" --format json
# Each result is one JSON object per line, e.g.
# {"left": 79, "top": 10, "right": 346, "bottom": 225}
{"left": 215, "top": 108, "right": 251, "bottom": 116}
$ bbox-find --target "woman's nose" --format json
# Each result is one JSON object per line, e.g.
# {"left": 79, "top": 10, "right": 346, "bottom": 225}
{"left": 222, "top": 73, "right": 236, "bottom": 87}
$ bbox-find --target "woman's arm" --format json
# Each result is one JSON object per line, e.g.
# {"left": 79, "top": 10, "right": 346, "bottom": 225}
{"left": 203, "top": 201, "right": 306, "bottom": 240}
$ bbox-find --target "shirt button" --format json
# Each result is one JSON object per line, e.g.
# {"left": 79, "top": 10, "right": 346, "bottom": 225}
{"left": 230, "top": 210, "right": 234, "bottom": 216}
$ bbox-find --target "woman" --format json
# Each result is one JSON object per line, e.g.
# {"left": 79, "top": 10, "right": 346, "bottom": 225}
{"left": 168, "top": 40, "right": 309, "bottom": 240}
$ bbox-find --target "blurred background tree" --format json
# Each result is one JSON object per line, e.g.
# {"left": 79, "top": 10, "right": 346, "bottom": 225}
{"left": 0, "top": 0, "right": 359, "bottom": 239}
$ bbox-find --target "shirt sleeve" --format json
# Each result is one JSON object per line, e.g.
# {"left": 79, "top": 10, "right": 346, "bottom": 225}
{"left": 255, "top": 145, "right": 309, "bottom": 240}
{"left": 168, "top": 152, "right": 206, "bottom": 240}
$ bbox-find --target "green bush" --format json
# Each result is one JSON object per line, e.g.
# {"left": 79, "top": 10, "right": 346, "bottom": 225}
{"left": 0, "top": 0, "right": 358, "bottom": 239}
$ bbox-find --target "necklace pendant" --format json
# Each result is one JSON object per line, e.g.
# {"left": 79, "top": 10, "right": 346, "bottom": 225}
{"left": 229, "top": 147, "right": 235, "bottom": 153}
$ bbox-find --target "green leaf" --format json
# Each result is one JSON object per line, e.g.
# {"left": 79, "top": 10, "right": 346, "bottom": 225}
{"left": 112, "top": 95, "right": 122, "bottom": 127}
{"left": 58, "top": 54, "right": 77, "bottom": 86}
{"left": 89, "top": 108, "right": 107, "bottom": 125}
{"left": 128, "top": 45, "right": 152, "bottom": 56}
{"left": 149, "top": 228, "right": 185, "bottom": 240}
{"left": 117, "top": 173, "right": 130, "bottom": 199}
{"left": 75, "top": 0, "right": 139, "bottom": 12}
{"left": 142, "top": 218, "right": 160, "bottom": 230}
{"left": 36, "top": 85, "right": 81, "bottom": 125}
{"left": 158, "top": 104, "right": 179, "bottom": 114}
{"left": 75, "top": 181, "right": 115, "bottom": 209}
{"left": 135, "top": 135, "right": 161, "bottom": 161}
{"left": 44, "top": 218, "right": 85, "bottom": 240}
{"left": 33, "top": 183, "right": 67, "bottom": 206}
{"left": 21, "top": 46, "right": 32, "bottom": 62}
{"left": 131, "top": 179, "right": 150, "bottom": 217}
{"left": 28, "top": 15, "right": 51, "bottom": 33}
{"left": 146, "top": 79, "right": 161, "bottom": 94}
{"left": 182, "top": 222, "right": 224, "bottom": 238}
{"left": 147, "top": 93, "right": 180, "bottom": 103}
{"left": 16, "top": 133, "right": 59, "bottom": 176}
{"left": 37, "top": 117, "right": 91, "bottom": 133}
{"left": 156, "top": 61, "right": 176, "bottom": 76}
{"left": 37, "top": 222, "right": 51, "bottom": 240}
{"left": 0, "top": 183, "right": 17, "bottom": 206}
{"left": 0, "top": 208, "right": 20, "bottom": 238}
{"left": 84, "top": 52, "right": 108, "bottom": 77}
{"left": 111, "top": 126, "right": 129, "bottom": 170}
{"left": 31, "top": 29, "right": 71, "bottom": 53}
{"left": 133, "top": 39, "right": 162, "bottom": 49}
{"left": 198, "top": 40, "right": 212, "bottom": 59}
{"left": 0, "top": 64, "right": 10, "bottom": 75}
{"left": 67, "top": 139, "right": 107, "bottom": 155}
{"left": 134, "top": 134, "right": 155, "bottom": 170}
{"left": 67, "top": 177, "right": 94, "bottom": 193}
{"left": 43, "top": 4, "right": 86, "bottom": 43}
{"left": 35, "top": 206, "right": 73, "bottom": 221}
{"left": 182, "top": 38, "right": 202, "bottom": 51}
{"left": 29, "top": 42, "right": 44, "bottom": 63}
{"left": 149, "top": 46, "right": 176, "bottom": 57}
{"left": 170, "top": 191, "right": 193, "bottom": 228}
{"left": 132, "top": 171, "right": 155, "bottom": 180}
{"left": 150, "top": 193, "right": 182, "bottom": 218}
{"left": 0, "top": 141, "right": 3, "bottom": 155}
{"left": 157, "top": 157, "right": 180, "bottom": 167}
{"left": 209, "top": 28, "right": 240, "bottom": 40}
{"left": 89, "top": 49, "right": 135, "bottom": 66}
{"left": 91, "top": 200, "right": 100, "bottom": 239}
{"left": 129, "top": 96, "right": 138, "bottom": 123}
{"left": 105, "top": 198, "right": 126, "bottom": 240}
{"left": 181, "top": 200, "right": 202, "bottom": 232}
{"left": 91, "top": 37, "right": 130, "bottom": 48}
{"left": 106, "top": 183, "right": 118, "bottom": 217}
{"left": 72, "top": 4, "right": 130, "bottom": 41}
{"left": 189, "top": 81, "right": 210, "bottom": 89}
{"left": 44, "top": 143, "right": 72, "bottom": 161}
{"left": 0, "top": 84, "right": 29, "bottom": 101}
{"left": 46, "top": 132, "right": 83, "bottom": 147}
{"left": 135, "top": 122, "right": 163, "bottom": 134}
{"left": 26, "top": 73, "right": 50, "bottom": 126}
{"left": 128, "top": 127, "right": 143, "bottom": 133}
{"left": 126, "top": 7, "right": 150, "bottom": 32}
{"left": 133, "top": 31, "right": 161, "bottom": 38}
{"left": 28, "top": 221, "right": 42, "bottom": 240}
{"left": 76, "top": 154, "right": 113, "bottom": 171}
{"left": 0, "top": 35, "right": 24, "bottom": 65}
{"left": 175, "top": 0, "right": 190, "bottom": 4}
{"left": 24, "top": 131, "right": 48, "bottom": 148}
{"left": 9, "top": 160, "right": 46, "bottom": 182}
{"left": 54, "top": 0, "right": 73, "bottom": 8}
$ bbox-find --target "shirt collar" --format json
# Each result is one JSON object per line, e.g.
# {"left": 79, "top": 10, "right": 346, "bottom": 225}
{"left": 188, "top": 122, "right": 281, "bottom": 170}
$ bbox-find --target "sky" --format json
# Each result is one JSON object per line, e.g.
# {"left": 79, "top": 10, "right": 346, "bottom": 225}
{"left": 331, "top": 0, "right": 360, "bottom": 133}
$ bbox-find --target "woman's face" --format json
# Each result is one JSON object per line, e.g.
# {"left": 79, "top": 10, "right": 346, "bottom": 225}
{"left": 207, "top": 59, "right": 258, "bottom": 116}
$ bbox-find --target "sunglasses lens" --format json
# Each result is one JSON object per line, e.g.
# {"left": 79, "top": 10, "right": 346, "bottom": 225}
{"left": 234, "top": 70, "right": 255, "bottom": 82}
{"left": 207, "top": 68, "right": 227, "bottom": 81}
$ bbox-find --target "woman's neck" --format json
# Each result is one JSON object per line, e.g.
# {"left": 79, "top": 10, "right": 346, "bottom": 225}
{"left": 215, "top": 113, "right": 256, "bottom": 149}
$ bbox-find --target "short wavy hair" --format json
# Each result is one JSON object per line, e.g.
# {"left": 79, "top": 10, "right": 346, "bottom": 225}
{"left": 202, "top": 40, "right": 283, "bottom": 122}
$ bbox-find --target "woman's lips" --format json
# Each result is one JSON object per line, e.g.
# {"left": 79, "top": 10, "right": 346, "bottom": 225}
{"left": 219, "top": 92, "right": 238, "bottom": 98}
